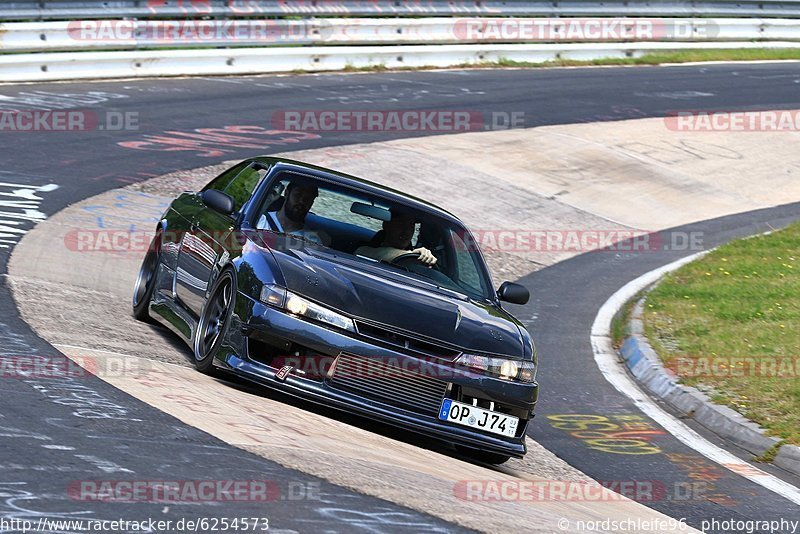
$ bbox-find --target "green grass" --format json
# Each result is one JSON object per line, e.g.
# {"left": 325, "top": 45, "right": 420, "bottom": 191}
{"left": 754, "top": 441, "right": 783, "bottom": 464}
{"left": 631, "top": 47, "right": 800, "bottom": 63}
{"left": 644, "top": 223, "right": 800, "bottom": 445}
{"left": 8, "top": 47, "right": 797, "bottom": 77}
{"left": 611, "top": 296, "right": 639, "bottom": 347}
{"left": 486, "top": 48, "right": 800, "bottom": 68}
{"left": 281, "top": 48, "right": 800, "bottom": 74}
{"left": 342, "top": 63, "right": 390, "bottom": 72}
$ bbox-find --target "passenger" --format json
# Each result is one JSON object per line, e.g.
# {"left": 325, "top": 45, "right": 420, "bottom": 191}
{"left": 257, "top": 181, "right": 326, "bottom": 245}
{"left": 356, "top": 211, "right": 437, "bottom": 266}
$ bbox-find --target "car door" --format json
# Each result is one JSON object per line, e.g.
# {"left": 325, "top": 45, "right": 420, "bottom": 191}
{"left": 175, "top": 162, "right": 265, "bottom": 316}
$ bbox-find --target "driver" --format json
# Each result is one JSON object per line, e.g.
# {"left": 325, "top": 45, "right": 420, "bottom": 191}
{"left": 257, "top": 181, "right": 327, "bottom": 245}
{"left": 355, "top": 211, "right": 437, "bottom": 266}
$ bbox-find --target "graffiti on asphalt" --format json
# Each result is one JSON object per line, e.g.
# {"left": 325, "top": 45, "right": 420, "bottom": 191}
{"left": 0, "top": 181, "right": 59, "bottom": 250}
{"left": 117, "top": 125, "right": 320, "bottom": 157}
{"left": 0, "top": 91, "right": 129, "bottom": 112}
{"left": 547, "top": 413, "right": 666, "bottom": 455}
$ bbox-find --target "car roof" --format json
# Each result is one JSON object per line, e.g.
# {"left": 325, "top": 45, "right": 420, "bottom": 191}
{"left": 250, "top": 156, "right": 463, "bottom": 224}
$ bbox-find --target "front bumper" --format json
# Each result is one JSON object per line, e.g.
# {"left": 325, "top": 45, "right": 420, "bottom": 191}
{"left": 220, "top": 296, "right": 538, "bottom": 458}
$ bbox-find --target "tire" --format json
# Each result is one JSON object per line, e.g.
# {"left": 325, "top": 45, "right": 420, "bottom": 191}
{"left": 132, "top": 232, "right": 161, "bottom": 322}
{"left": 193, "top": 269, "right": 236, "bottom": 374}
{"left": 455, "top": 445, "right": 511, "bottom": 465}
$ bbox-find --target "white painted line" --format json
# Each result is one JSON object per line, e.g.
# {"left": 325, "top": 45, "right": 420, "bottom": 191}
{"left": 591, "top": 251, "right": 800, "bottom": 506}
{"left": 74, "top": 454, "right": 134, "bottom": 474}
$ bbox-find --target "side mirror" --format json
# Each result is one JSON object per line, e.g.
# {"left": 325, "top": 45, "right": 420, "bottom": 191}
{"left": 201, "top": 189, "right": 235, "bottom": 216}
{"left": 497, "top": 281, "right": 530, "bottom": 305}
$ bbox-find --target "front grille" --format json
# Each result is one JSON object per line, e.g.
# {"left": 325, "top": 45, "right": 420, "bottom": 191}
{"left": 355, "top": 321, "right": 461, "bottom": 361}
{"left": 329, "top": 353, "right": 449, "bottom": 415}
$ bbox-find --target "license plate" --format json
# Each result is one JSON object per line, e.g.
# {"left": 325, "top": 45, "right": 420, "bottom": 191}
{"left": 438, "top": 399, "right": 519, "bottom": 437}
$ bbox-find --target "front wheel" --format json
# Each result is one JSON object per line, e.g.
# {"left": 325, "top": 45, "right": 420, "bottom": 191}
{"left": 132, "top": 232, "right": 161, "bottom": 322}
{"left": 455, "top": 445, "right": 511, "bottom": 465}
{"left": 193, "top": 269, "right": 235, "bottom": 374}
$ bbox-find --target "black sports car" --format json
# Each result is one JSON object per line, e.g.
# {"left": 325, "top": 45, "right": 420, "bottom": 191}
{"left": 133, "top": 157, "right": 537, "bottom": 463}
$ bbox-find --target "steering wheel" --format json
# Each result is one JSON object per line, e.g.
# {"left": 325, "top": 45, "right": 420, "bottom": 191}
{"left": 390, "top": 252, "right": 443, "bottom": 274}
{"left": 390, "top": 251, "right": 422, "bottom": 265}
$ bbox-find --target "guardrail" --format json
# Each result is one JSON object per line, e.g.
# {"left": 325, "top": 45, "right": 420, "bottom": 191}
{"left": 3, "top": 3, "right": 800, "bottom": 82}
{"left": 3, "top": 18, "right": 800, "bottom": 52}
{"left": 3, "top": 0, "right": 800, "bottom": 20}
{"left": 2, "top": 40, "right": 799, "bottom": 83}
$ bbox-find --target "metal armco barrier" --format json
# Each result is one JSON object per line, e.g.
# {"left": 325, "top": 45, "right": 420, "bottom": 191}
{"left": 2, "top": 2, "right": 800, "bottom": 83}
{"left": 3, "top": 0, "right": 800, "bottom": 20}
{"left": 2, "top": 41, "right": 799, "bottom": 83}
{"left": 2, "top": 18, "right": 800, "bottom": 53}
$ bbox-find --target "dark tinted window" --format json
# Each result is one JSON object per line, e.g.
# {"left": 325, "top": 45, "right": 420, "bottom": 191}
{"left": 224, "top": 165, "right": 267, "bottom": 213}
{"left": 203, "top": 161, "right": 249, "bottom": 192}
{"left": 255, "top": 172, "right": 493, "bottom": 300}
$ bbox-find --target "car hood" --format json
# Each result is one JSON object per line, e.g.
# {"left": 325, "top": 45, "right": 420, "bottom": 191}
{"left": 268, "top": 245, "right": 525, "bottom": 357}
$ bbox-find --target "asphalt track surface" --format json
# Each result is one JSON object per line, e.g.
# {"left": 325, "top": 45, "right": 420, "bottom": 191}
{"left": 513, "top": 204, "right": 800, "bottom": 532}
{"left": 2, "top": 64, "right": 800, "bottom": 532}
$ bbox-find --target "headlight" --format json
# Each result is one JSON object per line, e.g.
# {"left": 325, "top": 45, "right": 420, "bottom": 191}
{"left": 458, "top": 354, "right": 536, "bottom": 383}
{"left": 285, "top": 292, "right": 357, "bottom": 332}
{"left": 499, "top": 360, "right": 519, "bottom": 380}
{"left": 260, "top": 284, "right": 355, "bottom": 333}
{"left": 286, "top": 293, "right": 308, "bottom": 315}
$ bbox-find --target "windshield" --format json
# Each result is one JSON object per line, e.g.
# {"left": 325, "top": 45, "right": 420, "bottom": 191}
{"left": 254, "top": 171, "right": 493, "bottom": 300}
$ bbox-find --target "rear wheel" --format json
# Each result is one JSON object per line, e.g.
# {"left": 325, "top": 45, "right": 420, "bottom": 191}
{"left": 455, "top": 445, "right": 511, "bottom": 465}
{"left": 193, "top": 269, "right": 235, "bottom": 374}
{"left": 132, "top": 232, "right": 161, "bottom": 322}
